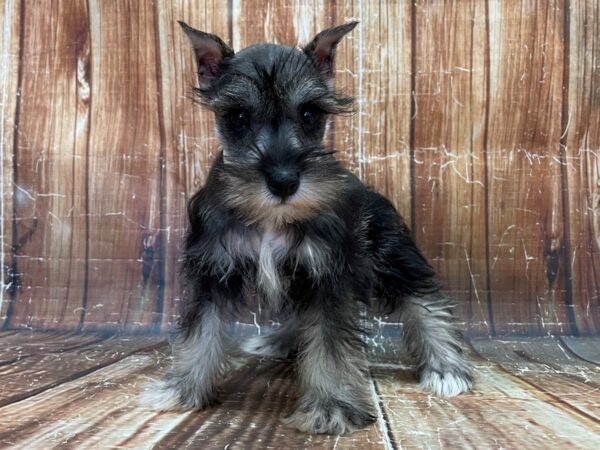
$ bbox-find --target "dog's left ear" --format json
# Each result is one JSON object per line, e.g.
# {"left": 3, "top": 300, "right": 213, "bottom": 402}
{"left": 179, "top": 21, "right": 234, "bottom": 89}
{"left": 303, "top": 21, "right": 358, "bottom": 78}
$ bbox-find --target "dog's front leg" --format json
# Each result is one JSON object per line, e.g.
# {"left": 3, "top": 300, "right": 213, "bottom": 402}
{"left": 142, "top": 295, "right": 231, "bottom": 411}
{"left": 283, "top": 297, "right": 376, "bottom": 434}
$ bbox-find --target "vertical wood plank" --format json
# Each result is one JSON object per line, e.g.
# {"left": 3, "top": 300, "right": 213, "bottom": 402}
{"left": 84, "top": 0, "right": 162, "bottom": 331}
{"left": 0, "top": 0, "right": 596, "bottom": 336}
{"left": 565, "top": 0, "right": 600, "bottom": 334}
{"left": 331, "top": 0, "right": 359, "bottom": 176}
{"left": 155, "top": 0, "right": 230, "bottom": 331}
{"left": 231, "top": 1, "right": 332, "bottom": 64}
{"left": 333, "top": 0, "right": 414, "bottom": 235}
{"left": 412, "top": 0, "right": 490, "bottom": 335}
{"left": 0, "top": 0, "right": 19, "bottom": 324}
{"left": 361, "top": 1, "right": 413, "bottom": 234}
{"left": 3, "top": 0, "right": 90, "bottom": 329}
{"left": 485, "top": 0, "right": 571, "bottom": 335}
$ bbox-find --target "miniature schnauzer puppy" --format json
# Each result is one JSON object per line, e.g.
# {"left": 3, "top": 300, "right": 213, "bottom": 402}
{"left": 144, "top": 21, "right": 473, "bottom": 435}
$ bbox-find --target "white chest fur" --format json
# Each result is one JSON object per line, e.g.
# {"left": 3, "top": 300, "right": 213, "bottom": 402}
{"left": 256, "top": 229, "right": 288, "bottom": 310}
{"left": 211, "top": 226, "right": 329, "bottom": 310}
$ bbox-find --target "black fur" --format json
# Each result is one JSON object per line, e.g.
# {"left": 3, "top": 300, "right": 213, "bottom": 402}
{"left": 143, "top": 21, "right": 473, "bottom": 435}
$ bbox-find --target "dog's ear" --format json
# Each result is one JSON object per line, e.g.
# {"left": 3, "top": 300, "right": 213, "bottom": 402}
{"left": 179, "top": 21, "right": 234, "bottom": 89}
{"left": 303, "top": 21, "right": 358, "bottom": 78}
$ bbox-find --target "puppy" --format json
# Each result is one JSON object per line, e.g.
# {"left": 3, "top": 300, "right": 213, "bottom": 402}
{"left": 143, "top": 21, "right": 473, "bottom": 435}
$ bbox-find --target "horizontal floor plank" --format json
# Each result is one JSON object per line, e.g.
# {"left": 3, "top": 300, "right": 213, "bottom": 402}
{"left": 472, "top": 337, "right": 600, "bottom": 422}
{"left": 0, "top": 334, "right": 166, "bottom": 407}
{"left": 2, "top": 333, "right": 600, "bottom": 449}
{"left": 0, "top": 332, "right": 107, "bottom": 365}
{"left": 0, "top": 349, "right": 167, "bottom": 449}
{"left": 0, "top": 331, "right": 91, "bottom": 347}
{"left": 0, "top": 348, "right": 386, "bottom": 449}
{"left": 375, "top": 356, "right": 600, "bottom": 449}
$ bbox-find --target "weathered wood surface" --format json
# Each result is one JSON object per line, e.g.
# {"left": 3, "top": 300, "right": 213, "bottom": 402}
{"left": 375, "top": 358, "right": 600, "bottom": 449}
{"left": 472, "top": 337, "right": 600, "bottom": 423}
{"left": 565, "top": 0, "right": 600, "bottom": 335}
{"left": 486, "top": 0, "right": 572, "bottom": 337}
{"left": 0, "top": 333, "right": 600, "bottom": 449}
{"left": 0, "top": 331, "right": 165, "bottom": 407}
{"left": 83, "top": 0, "right": 164, "bottom": 332}
{"left": 411, "top": 0, "right": 489, "bottom": 335}
{"left": 2, "top": 0, "right": 91, "bottom": 330}
{"left": 0, "top": 332, "right": 385, "bottom": 449}
{"left": 154, "top": 0, "right": 231, "bottom": 332}
{"left": 0, "top": 0, "right": 19, "bottom": 334}
{"left": 1, "top": 0, "right": 599, "bottom": 335}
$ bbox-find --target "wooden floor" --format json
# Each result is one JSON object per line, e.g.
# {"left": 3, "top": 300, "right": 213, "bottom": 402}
{"left": 0, "top": 331, "right": 599, "bottom": 449}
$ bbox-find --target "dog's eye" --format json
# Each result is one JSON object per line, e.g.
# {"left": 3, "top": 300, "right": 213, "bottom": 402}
{"left": 225, "top": 109, "right": 250, "bottom": 134}
{"left": 300, "top": 105, "right": 322, "bottom": 127}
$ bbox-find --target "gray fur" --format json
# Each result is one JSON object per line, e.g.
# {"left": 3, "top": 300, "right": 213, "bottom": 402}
{"left": 399, "top": 295, "right": 473, "bottom": 397}
{"left": 141, "top": 303, "right": 230, "bottom": 410}
{"left": 282, "top": 305, "right": 376, "bottom": 434}
{"left": 141, "top": 20, "right": 474, "bottom": 436}
{"left": 241, "top": 313, "right": 300, "bottom": 359}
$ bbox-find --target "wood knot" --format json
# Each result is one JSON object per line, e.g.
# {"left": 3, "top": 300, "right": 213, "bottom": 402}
{"left": 546, "top": 237, "right": 561, "bottom": 286}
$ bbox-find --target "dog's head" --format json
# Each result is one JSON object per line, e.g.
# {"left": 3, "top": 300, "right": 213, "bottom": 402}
{"left": 180, "top": 22, "right": 357, "bottom": 227}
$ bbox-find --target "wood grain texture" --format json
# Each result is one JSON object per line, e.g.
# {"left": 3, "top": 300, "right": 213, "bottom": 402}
{"left": 3, "top": 0, "right": 90, "bottom": 330}
{"left": 0, "top": 347, "right": 167, "bottom": 449}
{"left": 139, "top": 357, "right": 385, "bottom": 450}
{"left": 412, "top": 0, "right": 490, "bottom": 335}
{"left": 154, "top": 0, "right": 230, "bottom": 332}
{"left": 375, "top": 355, "right": 600, "bottom": 449}
{"left": 0, "top": 0, "right": 19, "bottom": 325}
{"left": 361, "top": 1, "right": 413, "bottom": 236}
{"left": 485, "top": 0, "right": 571, "bottom": 335}
{"left": 565, "top": 0, "right": 600, "bottom": 334}
{"left": 0, "top": 0, "right": 599, "bottom": 336}
{"left": 0, "top": 332, "right": 165, "bottom": 407}
{"left": 1, "top": 334, "right": 600, "bottom": 448}
{"left": 332, "top": 0, "right": 360, "bottom": 174}
{"left": 0, "top": 330, "right": 103, "bottom": 364}
{"left": 83, "top": 0, "right": 163, "bottom": 332}
{"left": 472, "top": 337, "right": 600, "bottom": 422}
{"left": 0, "top": 344, "right": 384, "bottom": 449}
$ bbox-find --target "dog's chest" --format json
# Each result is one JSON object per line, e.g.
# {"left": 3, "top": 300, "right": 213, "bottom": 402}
{"left": 218, "top": 227, "right": 323, "bottom": 305}
{"left": 254, "top": 230, "right": 289, "bottom": 307}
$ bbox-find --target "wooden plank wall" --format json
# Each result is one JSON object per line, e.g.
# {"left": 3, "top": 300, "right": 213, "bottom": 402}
{"left": 0, "top": 0, "right": 598, "bottom": 336}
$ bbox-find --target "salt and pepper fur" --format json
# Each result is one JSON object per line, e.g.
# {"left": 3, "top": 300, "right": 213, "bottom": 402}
{"left": 141, "top": 21, "right": 473, "bottom": 435}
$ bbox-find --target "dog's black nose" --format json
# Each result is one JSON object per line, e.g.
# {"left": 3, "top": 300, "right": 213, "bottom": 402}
{"left": 266, "top": 169, "right": 300, "bottom": 199}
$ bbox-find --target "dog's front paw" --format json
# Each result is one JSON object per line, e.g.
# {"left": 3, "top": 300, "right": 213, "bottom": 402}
{"left": 139, "top": 378, "right": 219, "bottom": 411}
{"left": 283, "top": 400, "right": 376, "bottom": 435}
{"left": 418, "top": 368, "right": 473, "bottom": 397}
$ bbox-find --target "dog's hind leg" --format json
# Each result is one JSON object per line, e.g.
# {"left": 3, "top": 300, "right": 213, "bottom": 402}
{"left": 399, "top": 294, "right": 473, "bottom": 397}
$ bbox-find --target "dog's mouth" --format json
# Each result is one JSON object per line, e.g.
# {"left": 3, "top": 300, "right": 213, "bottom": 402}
{"left": 276, "top": 197, "right": 293, "bottom": 206}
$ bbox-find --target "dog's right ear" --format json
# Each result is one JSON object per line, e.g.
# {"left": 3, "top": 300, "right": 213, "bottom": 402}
{"left": 178, "top": 21, "right": 234, "bottom": 89}
{"left": 303, "top": 21, "right": 358, "bottom": 78}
